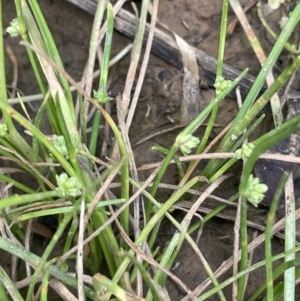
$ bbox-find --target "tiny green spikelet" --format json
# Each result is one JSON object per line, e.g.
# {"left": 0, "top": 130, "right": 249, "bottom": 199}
{"left": 56, "top": 173, "right": 82, "bottom": 197}
{"left": 214, "top": 76, "right": 233, "bottom": 95}
{"left": 53, "top": 135, "right": 69, "bottom": 158}
{"left": 177, "top": 134, "right": 200, "bottom": 155}
{"left": 6, "top": 18, "right": 21, "bottom": 38}
{"left": 235, "top": 142, "right": 255, "bottom": 160}
{"left": 93, "top": 89, "right": 112, "bottom": 104}
{"left": 244, "top": 174, "right": 268, "bottom": 207}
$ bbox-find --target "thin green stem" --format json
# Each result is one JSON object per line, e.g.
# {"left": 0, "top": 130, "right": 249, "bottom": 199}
{"left": 78, "top": 94, "right": 87, "bottom": 144}
{"left": 208, "top": 115, "right": 264, "bottom": 183}
{"left": 32, "top": 96, "right": 51, "bottom": 191}
{"left": 86, "top": 223, "right": 102, "bottom": 274}
{"left": 265, "top": 172, "right": 289, "bottom": 301}
{"left": 228, "top": 114, "right": 265, "bottom": 152}
{"left": 15, "top": 0, "right": 49, "bottom": 103}
{"left": 0, "top": 173, "right": 35, "bottom": 194}
{"left": 89, "top": 111, "right": 101, "bottom": 157}
{"left": 32, "top": 96, "right": 47, "bottom": 162}
{"left": 54, "top": 94, "right": 84, "bottom": 181}
{"left": 97, "top": 109, "right": 130, "bottom": 235}
{"left": 147, "top": 220, "right": 161, "bottom": 252}
{"left": 0, "top": 280, "right": 10, "bottom": 301}
{"left": 0, "top": 236, "right": 96, "bottom": 299}
{"left": 126, "top": 253, "right": 164, "bottom": 301}
{"left": 198, "top": 0, "right": 228, "bottom": 164}
{"left": 237, "top": 197, "right": 247, "bottom": 301}
{"left": 28, "top": 0, "right": 74, "bottom": 119}
{"left": 99, "top": 4, "right": 113, "bottom": 95}
{"left": 0, "top": 0, "right": 33, "bottom": 160}
{"left": 84, "top": 0, "right": 107, "bottom": 98}
{"left": 0, "top": 190, "right": 58, "bottom": 210}
{"left": 185, "top": 105, "right": 218, "bottom": 185}
{"left": 12, "top": 200, "right": 123, "bottom": 222}
{"left": 152, "top": 145, "right": 185, "bottom": 180}
{"left": 284, "top": 176, "right": 296, "bottom": 300}
{"left": 90, "top": 3, "right": 114, "bottom": 155}
{"left": 60, "top": 212, "right": 77, "bottom": 273}
{"left": 90, "top": 212, "right": 118, "bottom": 276}
{"left": 217, "top": 0, "right": 229, "bottom": 76}
{"left": 209, "top": 158, "right": 236, "bottom": 182}
{"left": 0, "top": 1, "right": 16, "bottom": 131}
{"left": 21, "top": 2, "right": 80, "bottom": 149}
{"left": 0, "top": 266, "right": 24, "bottom": 301}
{"left": 41, "top": 259, "right": 56, "bottom": 301}
{"left": 26, "top": 208, "right": 78, "bottom": 301}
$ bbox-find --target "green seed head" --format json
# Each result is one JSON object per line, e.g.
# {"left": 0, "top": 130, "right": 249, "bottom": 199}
{"left": 6, "top": 18, "right": 21, "bottom": 38}
{"left": 56, "top": 173, "right": 82, "bottom": 197}
{"left": 93, "top": 89, "right": 112, "bottom": 104}
{"left": 53, "top": 135, "right": 69, "bottom": 158}
{"left": 235, "top": 143, "right": 255, "bottom": 160}
{"left": 244, "top": 175, "right": 268, "bottom": 207}
{"left": 214, "top": 76, "right": 232, "bottom": 95}
{"left": 177, "top": 134, "right": 200, "bottom": 155}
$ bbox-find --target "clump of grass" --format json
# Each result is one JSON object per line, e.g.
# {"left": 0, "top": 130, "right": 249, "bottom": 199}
{"left": 0, "top": 0, "right": 300, "bottom": 300}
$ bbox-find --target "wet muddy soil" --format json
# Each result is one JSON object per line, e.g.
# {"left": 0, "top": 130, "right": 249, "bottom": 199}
{"left": 2, "top": 0, "right": 300, "bottom": 300}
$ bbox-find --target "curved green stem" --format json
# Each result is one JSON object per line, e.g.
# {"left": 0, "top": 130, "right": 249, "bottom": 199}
{"left": 240, "top": 116, "right": 300, "bottom": 197}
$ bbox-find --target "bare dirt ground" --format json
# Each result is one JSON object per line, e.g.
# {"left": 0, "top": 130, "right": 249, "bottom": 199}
{"left": 2, "top": 0, "right": 300, "bottom": 300}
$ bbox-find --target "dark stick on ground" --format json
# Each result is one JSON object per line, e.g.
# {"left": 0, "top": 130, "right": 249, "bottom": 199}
{"left": 66, "top": 0, "right": 266, "bottom": 99}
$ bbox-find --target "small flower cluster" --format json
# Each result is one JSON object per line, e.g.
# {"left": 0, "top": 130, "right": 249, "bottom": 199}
{"left": 53, "top": 135, "right": 69, "bottom": 158}
{"left": 93, "top": 89, "right": 112, "bottom": 104}
{"left": 56, "top": 173, "right": 82, "bottom": 197}
{"left": 6, "top": 18, "right": 21, "bottom": 38}
{"left": 244, "top": 174, "right": 268, "bottom": 207}
{"left": 214, "top": 76, "right": 232, "bottom": 95}
{"left": 176, "top": 134, "right": 200, "bottom": 155}
{"left": 235, "top": 143, "right": 255, "bottom": 160}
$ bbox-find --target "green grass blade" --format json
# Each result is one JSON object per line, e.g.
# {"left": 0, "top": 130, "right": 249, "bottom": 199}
{"left": 0, "top": 266, "right": 24, "bottom": 301}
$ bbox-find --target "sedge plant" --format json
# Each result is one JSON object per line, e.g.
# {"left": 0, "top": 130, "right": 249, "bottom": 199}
{"left": 0, "top": 0, "right": 300, "bottom": 300}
